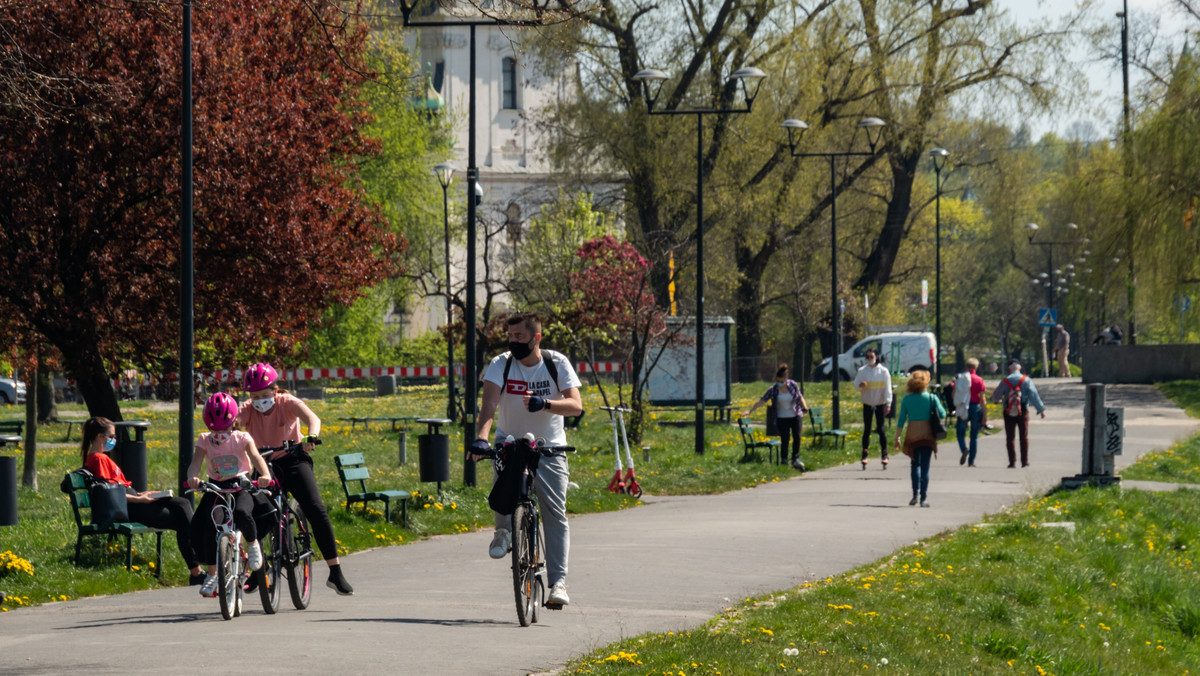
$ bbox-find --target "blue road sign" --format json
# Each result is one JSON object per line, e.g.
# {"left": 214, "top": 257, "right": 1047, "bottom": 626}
{"left": 1037, "top": 308, "right": 1058, "bottom": 327}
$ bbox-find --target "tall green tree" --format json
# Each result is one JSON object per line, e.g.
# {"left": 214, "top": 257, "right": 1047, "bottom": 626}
{"left": 530, "top": 0, "right": 1087, "bottom": 365}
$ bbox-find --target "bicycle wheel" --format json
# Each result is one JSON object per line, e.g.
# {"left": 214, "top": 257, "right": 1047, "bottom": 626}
{"left": 216, "top": 533, "right": 238, "bottom": 621}
{"left": 511, "top": 503, "right": 537, "bottom": 627}
{"left": 285, "top": 500, "right": 313, "bottom": 610}
{"left": 258, "top": 525, "right": 282, "bottom": 614}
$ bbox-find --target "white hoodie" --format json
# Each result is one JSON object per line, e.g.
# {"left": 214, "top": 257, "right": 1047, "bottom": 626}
{"left": 853, "top": 362, "right": 893, "bottom": 407}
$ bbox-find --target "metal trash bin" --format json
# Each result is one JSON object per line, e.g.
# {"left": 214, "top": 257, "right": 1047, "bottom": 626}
{"left": 416, "top": 418, "right": 452, "bottom": 491}
{"left": 0, "top": 459, "right": 17, "bottom": 527}
{"left": 113, "top": 420, "right": 151, "bottom": 492}
{"left": 375, "top": 375, "right": 396, "bottom": 397}
{"left": 0, "top": 436, "right": 20, "bottom": 526}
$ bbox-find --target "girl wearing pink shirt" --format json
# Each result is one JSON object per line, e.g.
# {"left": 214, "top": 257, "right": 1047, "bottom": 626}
{"left": 236, "top": 363, "right": 352, "bottom": 596}
{"left": 187, "top": 392, "right": 271, "bottom": 598}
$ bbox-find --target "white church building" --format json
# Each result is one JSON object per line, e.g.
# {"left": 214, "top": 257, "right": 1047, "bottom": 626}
{"left": 395, "top": 4, "right": 607, "bottom": 337}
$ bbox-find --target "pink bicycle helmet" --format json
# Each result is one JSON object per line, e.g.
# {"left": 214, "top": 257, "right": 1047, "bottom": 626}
{"left": 243, "top": 363, "right": 278, "bottom": 392}
{"left": 203, "top": 392, "right": 239, "bottom": 431}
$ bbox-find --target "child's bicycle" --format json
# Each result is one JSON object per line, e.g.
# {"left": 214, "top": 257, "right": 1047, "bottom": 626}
{"left": 253, "top": 439, "right": 318, "bottom": 613}
{"left": 477, "top": 435, "right": 573, "bottom": 627}
{"left": 188, "top": 477, "right": 267, "bottom": 620}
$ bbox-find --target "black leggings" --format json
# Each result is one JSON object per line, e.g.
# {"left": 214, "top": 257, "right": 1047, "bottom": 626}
{"left": 777, "top": 415, "right": 802, "bottom": 462}
{"left": 862, "top": 404, "right": 888, "bottom": 457}
{"left": 190, "top": 488, "right": 257, "bottom": 566}
{"left": 271, "top": 452, "right": 339, "bottom": 561}
{"left": 128, "top": 497, "right": 198, "bottom": 568}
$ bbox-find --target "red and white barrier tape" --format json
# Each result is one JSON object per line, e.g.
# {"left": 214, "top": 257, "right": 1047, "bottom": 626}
{"left": 111, "top": 361, "right": 629, "bottom": 388}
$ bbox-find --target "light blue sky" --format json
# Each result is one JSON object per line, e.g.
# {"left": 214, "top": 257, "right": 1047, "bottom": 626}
{"left": 993, "top": 0, "right": 1186, "bottom": 139}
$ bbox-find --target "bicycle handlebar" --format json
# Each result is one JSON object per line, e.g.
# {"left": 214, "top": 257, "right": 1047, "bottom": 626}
{"left": 258, "top": 436, "right": 321, "bottom": 460}
{"left": 185, "top": 477, "right": 270, "bottom": 498}
{"left": 473, "top": 440, "right": 575, "bottom": 460}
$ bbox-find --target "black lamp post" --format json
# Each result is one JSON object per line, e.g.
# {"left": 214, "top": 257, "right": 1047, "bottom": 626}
{"left": 395, "top": 0, "right": 560, "bottom": 486}
{"left": 780, "top": 117, "right": 886, "bottom": 430}
{"left": 631, "top": 66, "right": 767, "bottom": 456}
{"left": 1025, "top": 222, "right": 1080, "bottom": 314}
{"left": 929, "top": 148, "right": 948, "bottom": 384}
{"left": 178, "top": 0, "right": 195, "bottom": 493}
{"left": 434, "top": 162, "right": 456, "bottom": 422}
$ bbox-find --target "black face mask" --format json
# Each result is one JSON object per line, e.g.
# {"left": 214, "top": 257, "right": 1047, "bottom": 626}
{"left": 509, "top": 339, "right": 534, "bottom": 360}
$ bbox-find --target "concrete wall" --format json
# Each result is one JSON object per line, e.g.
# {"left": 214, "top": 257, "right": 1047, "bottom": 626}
{"left": 1082, "top": 344, "right": 1200, "bottom": 383}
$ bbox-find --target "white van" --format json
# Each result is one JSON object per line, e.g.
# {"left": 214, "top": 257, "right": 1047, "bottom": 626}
{"left": 815, "top": 331, "right": 937, "bottom": 381}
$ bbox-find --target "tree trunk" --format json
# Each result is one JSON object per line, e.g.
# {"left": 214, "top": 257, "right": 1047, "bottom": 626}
{"left": 21, "top": 368, "right": 36, "bottom": 489}
{"left": 36, "top": 370, "right": 57, "bottom": 423}
{"left": 62, "top": 344, "right": 122, "bottom": 422}
{"left": 853, "top": 151, "right": 920, "bottom": 291}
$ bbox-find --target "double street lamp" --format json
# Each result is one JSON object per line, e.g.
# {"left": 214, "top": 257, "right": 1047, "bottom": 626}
{"left": 631, "top": 66, "right": 767, "bottom": 455}
{"left": 1025, "top": 222, "right": 1081, "bottom": 313}
{"left": 780, "top": 117, "right": 887, "bottom": 430}
{"left": 434, "top": 163, "right": 456, "bottom": 422}
{"left": 929, "top": 148, "right": 949, "bottom": 383}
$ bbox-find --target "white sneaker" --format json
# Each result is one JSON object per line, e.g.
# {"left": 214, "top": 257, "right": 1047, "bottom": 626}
{"left": 199, "top": 574, "right": 218, "bottom": 598}
{"left": 488, "top": 529, "right": 511, "bottom": 559}
{"left": 246, "top": 541, "right": 263, "bottom": 571}
{"left": 547, "top": 580, "right": 570, "bottom": 606}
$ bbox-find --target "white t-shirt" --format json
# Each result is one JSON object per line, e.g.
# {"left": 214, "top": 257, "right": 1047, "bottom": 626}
{"left": 776, "top": 391, "right": 796, "bottom": 418}
{"left": 482, "top": 349, "right": 582, "bottom": 446}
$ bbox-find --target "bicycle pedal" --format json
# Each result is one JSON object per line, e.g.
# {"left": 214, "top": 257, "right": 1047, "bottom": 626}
{"left": 543, "top": 601, "right": 564, "bottom": 610}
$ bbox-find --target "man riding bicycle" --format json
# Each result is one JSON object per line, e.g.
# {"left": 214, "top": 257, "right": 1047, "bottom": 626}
{"left": 470, "top": 313, "right": 583, "bottom": 607}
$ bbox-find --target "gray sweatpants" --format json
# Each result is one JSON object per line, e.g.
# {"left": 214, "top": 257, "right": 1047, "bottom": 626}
{"left": 492, "top": 452, "right": 570, "bottom": 586}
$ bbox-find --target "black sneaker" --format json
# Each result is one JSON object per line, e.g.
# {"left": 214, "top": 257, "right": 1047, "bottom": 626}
{"left": 189, "top": 572, "right": 207, "bottom": 586}
{"left": 244, "top": 574, "right": 258, "bottom": 593}
{"left": 326, "top": 565, "right": 354, "bottom": 596}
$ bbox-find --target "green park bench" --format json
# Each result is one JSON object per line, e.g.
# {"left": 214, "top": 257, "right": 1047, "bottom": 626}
{"left": 60, "top": 469, "right": 163, "bottom": 576}
{"left": 334, "top": 453, "right": 411, "bottom": 527}
{"left": 736, "top": 417, "right": 781, "bottom": 463}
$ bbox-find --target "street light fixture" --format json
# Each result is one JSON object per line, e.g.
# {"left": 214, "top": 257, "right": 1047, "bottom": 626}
{"left": 434, "top": 162, "right": 456, "bottom": 422}
{"left": 780, "top": 116, "right": 887, "bottom": 429}
{"left": 395, "top": 0, "right": 564, "bottom": 486}
{"left": 632, "top": 65, "right": 766, "bottom": 455}
{"left": 929, "top": 147, "right": 949, "bottom": 383}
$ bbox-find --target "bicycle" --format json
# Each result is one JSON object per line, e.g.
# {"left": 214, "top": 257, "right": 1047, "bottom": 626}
{"left": 188, "top": 477, "right": 267, "bottom": 620}
{"left": 477, "top": 435, "right": 573, "bottom": 627}
{"left": 254, "top": 439, "right": 318, "bottom": 613}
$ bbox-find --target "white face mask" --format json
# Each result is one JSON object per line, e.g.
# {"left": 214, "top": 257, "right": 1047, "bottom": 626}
{"left": 213, "top": 431, "right": 232, "bottom": 445}
{"left": 251, "top": 397, "right": 275, "bottom": 413}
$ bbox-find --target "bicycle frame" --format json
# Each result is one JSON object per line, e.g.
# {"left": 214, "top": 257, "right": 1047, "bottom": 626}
{"left": 483, "top": 437, "right": 572, "bottom": 626}
{"left": 257, "top": 440, "right": 316, "bottom": 610}
{"left": 193, "top": 480, "right": 259, "bottom": 621}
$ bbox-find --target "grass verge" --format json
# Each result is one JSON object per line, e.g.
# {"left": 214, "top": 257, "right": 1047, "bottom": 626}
{"left": 561, "top": 382, "right": 1200, "bottom": 674}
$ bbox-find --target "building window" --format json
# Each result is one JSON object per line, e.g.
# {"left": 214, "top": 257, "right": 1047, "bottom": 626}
{"left": 502, "top": 57, "right": 518, "bottom": 110}
{"left": 433, "top": 60, "right": 445, "bottom": 93}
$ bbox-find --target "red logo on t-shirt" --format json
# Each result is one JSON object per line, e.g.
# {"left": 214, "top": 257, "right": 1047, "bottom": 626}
{"left": 506, "top": 380, "right": 528, "bottom": 395}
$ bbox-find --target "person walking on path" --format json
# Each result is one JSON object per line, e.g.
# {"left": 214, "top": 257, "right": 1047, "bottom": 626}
{"left": 852, "top": 348, "right": 892, "bottom": 470}
{"left": 952, "top": 358, "right": 986, "bottom": 467}
{"left": 990, "top": 360, "right": 1046, "bottom": 468}
{"left": 893, "top": 368, "right": 946, "bottom": 508}
{"left": 1054, "top": 324, "right": 1071, "bottom": 377}
{"left": 471, "top": 312, "right": 583, "bottom": 607}
{"left": 744, "top": 364, "right": 809, "bottom": 472}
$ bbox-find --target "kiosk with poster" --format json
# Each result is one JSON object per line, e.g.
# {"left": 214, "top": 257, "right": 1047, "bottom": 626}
{"left": 644, "top": 316, "right": 733, "bottom": 415}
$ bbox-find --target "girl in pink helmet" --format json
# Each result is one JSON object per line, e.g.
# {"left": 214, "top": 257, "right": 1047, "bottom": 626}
{"left": 236, "top": 363, "right": 353, "bottom": 595}
{"left": 187, "top": 392, "right": 272, "bottom": 598}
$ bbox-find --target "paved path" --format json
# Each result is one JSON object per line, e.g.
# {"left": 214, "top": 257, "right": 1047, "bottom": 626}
{"left": 1, "top": 381, "right": 1195, "bottom": 675}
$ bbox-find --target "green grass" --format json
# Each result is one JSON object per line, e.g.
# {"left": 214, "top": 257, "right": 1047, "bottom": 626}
{"left": 556, "top": 381, "right": 1200, "bottom": 675}
{"left": 565, "top": 487, "right": 1200, "bottom": 675}
{"left": 0, "top": 380, "right": 872, "bottom": 610}
{"left": 1122, "top": 381, "right": 1200, "bottom": 485}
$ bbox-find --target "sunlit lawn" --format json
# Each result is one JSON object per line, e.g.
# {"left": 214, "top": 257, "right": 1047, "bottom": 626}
{"left": 559, "top": 382, "right": 1200, "bottom": 675}
{"left": 0, "top": 379, "right": 871, "bottom": 609}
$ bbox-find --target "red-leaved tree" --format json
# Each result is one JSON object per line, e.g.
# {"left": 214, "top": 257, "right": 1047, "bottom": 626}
{"left": 562, "top": 235, "right": 678, "bottom": 443}
{"left": 0, "top": 1, "right": 398, "bottom": 420}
